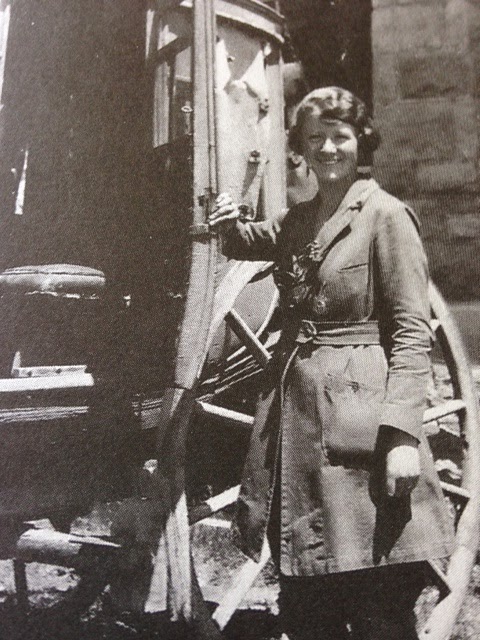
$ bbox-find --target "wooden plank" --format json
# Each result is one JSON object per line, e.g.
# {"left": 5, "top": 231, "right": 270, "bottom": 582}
{"left": 164, "top": 490, "right": 191, "bottom": 620}
{"left": 0, "top": 406, "right": 88, "bottom": 424}
{"left": 0, "top": 373, "right": 94, "bottom": 393}
{"left": 148, "top": 0, "right": 219, "bottom": 626}
{"left": 12, "top": 364, "right": 87, "bottom": 378}
{"left": 212, "top": 537, "right": 270, "bottom": 630}
{"left": 225, "top": 309, "right": 271, "bottom": 369}
{"left": 148, "top": 387, "right": 193, "bottom": 619}
{"left": 145, "top": 533, "right": 169, "bottom": 613}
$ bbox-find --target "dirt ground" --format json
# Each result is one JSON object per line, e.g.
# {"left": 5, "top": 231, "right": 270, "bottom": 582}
{"left": 0, "top": 364, "right": 477, "bottom": 640}
{"left": 0, "top": 519, "right": 478, "bottom": 640}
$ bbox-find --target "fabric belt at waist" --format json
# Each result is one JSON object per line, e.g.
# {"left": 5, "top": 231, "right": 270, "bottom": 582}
{"left": 296, "top": 320, "right": 381, "bottom": 346}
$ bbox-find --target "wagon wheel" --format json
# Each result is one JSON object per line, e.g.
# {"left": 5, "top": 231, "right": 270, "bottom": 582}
{"left": 418, "top": 283, "right": 480, "bottom": 640}
{"left": 189, "top": 269, "right": 480, "bottom": 639}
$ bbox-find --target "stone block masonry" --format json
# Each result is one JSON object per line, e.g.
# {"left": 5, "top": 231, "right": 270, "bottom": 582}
{"left": 372, "top": 0, "right": 480, "bottom": 300}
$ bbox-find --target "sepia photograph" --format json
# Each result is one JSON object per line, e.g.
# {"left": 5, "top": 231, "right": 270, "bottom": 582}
{"left": 0, "top": 1, "right": 478, "bottom": 639}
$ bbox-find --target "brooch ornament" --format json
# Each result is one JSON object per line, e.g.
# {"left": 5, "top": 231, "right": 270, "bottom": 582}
{"left": 274, "top": 240, "right": 328, "bottom": 317}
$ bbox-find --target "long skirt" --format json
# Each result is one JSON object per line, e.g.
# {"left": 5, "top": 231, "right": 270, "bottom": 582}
{"left": 267, "top": 468, "right": 440, "bottom": 640}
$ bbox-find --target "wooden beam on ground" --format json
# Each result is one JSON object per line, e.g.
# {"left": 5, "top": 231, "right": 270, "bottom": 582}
{"left": 212, "top": 537, "right": 270, "bottom": 630}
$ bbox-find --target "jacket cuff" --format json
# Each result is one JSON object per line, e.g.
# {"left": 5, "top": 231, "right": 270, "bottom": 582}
{"left": 380, "top": 402, "right": 424, "bottom": 441}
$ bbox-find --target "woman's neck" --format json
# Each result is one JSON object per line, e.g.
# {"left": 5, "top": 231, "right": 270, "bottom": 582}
{"left": 312, "top": 174, "right": 357, "bottom": 233}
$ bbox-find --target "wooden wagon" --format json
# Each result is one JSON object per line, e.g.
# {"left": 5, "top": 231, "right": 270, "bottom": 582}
{"left": 0, "top": 2, "right": 477, "bottom": 639}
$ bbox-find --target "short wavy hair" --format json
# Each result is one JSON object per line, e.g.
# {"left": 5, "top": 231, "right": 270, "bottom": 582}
{"left": 288, "top": 86, "right": 380, "bottom": 164}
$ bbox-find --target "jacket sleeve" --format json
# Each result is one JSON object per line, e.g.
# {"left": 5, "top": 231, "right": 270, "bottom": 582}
{"left": 221, "top": 212, "right": 286, "bottom": 261}
{"left": 374, "top": 203, "right": 433, "bottom": 440}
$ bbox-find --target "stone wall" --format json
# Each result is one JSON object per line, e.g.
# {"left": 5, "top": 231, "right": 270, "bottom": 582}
{"left": 372, "top": 0, "right": 480, "bottom": 300}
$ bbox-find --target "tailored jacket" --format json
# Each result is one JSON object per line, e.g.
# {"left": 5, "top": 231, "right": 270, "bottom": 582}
{"left": 225, "top": 178, "right": 454, "bottom": 577}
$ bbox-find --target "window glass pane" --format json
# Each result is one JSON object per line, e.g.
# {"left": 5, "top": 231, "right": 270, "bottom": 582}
{"left": 171, "top": 45, "right": 192, "bottom": 139}
{"left": 152, "top": 11, "right": 192, "bottom": 147}
{"left": 153, "top": 60, "right": 170, "bottom": 148}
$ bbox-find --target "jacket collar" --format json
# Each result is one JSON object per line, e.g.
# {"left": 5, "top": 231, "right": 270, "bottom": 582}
{"left": 314, "top": 178, "right": 380, "bottom": 261}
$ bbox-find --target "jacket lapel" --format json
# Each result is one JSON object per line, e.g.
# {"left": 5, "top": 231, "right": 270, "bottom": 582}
{"left": 314, "top": 179, "right": 381, "bottom": 261}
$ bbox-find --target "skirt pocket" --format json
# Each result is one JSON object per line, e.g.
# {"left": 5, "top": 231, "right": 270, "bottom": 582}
{"left": 322, "top": 372, "right": 385, "bottom": 463}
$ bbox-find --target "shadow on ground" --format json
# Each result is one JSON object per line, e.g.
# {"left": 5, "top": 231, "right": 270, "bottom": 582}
{"left": 0, "top": 599, "right": 281, "bottom": 640}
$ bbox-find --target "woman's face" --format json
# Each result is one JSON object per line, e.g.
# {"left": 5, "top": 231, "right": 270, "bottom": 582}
{"left": 300, "top": 112, "right": 358, "bottom": 185}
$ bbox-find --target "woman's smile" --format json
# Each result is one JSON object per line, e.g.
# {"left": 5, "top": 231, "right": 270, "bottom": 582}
{"left": 319, "top": 156, "right": 341, "bottom": 164}
{"left": 300, "top": 114, "right": 358, "bottom": 185}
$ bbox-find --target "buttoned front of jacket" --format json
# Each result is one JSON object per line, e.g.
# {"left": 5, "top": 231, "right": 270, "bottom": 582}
{"left": 227, "top": 179, "right": 454, "bottom": 576}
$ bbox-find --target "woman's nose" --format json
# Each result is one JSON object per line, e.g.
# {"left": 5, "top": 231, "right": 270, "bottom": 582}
{"left": 321, "top": 137, "right": 336, "bottom": 153}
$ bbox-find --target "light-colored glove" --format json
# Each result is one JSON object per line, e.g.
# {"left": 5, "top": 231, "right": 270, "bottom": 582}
{"left": 208, "top": 192, "right": 240, "bottom": 229}
{"left": 384, "top": 427, "right": 420, "bottom": 498}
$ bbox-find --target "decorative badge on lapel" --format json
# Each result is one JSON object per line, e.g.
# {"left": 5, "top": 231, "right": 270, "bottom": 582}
{"left": 274, "top": 240, "right": 328, "bottom": 316}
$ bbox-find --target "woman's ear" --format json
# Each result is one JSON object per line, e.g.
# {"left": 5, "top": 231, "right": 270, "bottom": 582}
{"left": 358, "top": 125, "right": 381, "bottom": 168}
{"left": 287, "top": 124, "right": 302, "bottom": 156}
{"left": 287, "top": 150, "right": 304, "bottom": 170}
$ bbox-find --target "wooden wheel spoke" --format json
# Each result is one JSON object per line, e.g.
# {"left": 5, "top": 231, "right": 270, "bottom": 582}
{"left": 423, "top": 399, "right": 466, "bottom": 425}
{"left": 439, "top": 481, "right": 470, "bottom": 503}
{"left": 195, "top": 400, "right": 254, "bottom": 429}
{"left": 225, "top": 309, "right": 271, "bottom": 369}
{"left": 189, "top": 485, "right": 240, "bottom": 525}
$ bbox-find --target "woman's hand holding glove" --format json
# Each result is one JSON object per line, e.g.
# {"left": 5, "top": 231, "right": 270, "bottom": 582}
{"left": 209, "top": 193, "right": 240, "bottom": 229}
{"left": 383, "top": 426, "right": 420, "bottom": 498}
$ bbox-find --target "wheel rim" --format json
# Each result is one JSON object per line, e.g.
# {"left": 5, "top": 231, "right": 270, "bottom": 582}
{"left": 418, "top": 284, "right": 480, "bottom": 640}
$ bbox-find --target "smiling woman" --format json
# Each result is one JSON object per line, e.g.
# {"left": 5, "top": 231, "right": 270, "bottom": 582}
{"left": 210, "top": 86, "right": 455, "bottom": 640}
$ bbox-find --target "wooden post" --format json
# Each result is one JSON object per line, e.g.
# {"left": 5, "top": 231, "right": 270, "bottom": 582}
{"left": 13, "top": 559, "right": 29, "bottom": 615}
{"left": 146, "top": 0, "right": 221, "bottom": 633}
